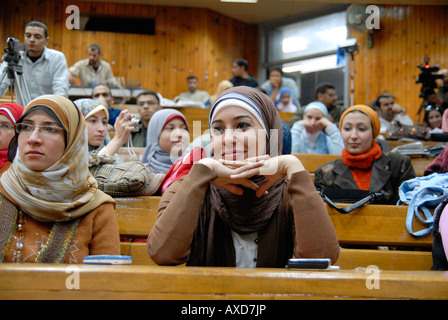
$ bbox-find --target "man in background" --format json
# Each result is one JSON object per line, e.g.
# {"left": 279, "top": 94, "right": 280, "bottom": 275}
{"left": 0, "top": 21, "right": 68, "bottom": 106}
{"left": 129, "top": 90, "right": 162, "bottom": 147}
{"left": 69, "top": 43, "right": 119, "bottom": 88}
{"left": 288, "top": 83, "right": 345, "bottom": 127}
{"left": 92, "top": 84, "right": 122, "bottom": 126}
{"left": 373, "top": 93, "right": 413, "bottom": 134}
{"left": 229, "top": 58, "right": 258, "bottom": 88}
{"left": 177, "top": 76, "right": 209, "bottom": 104}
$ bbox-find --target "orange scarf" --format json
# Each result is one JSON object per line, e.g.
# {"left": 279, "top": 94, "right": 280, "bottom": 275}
{"left": 341, "top": 143, "right": 382, "bottom": 191}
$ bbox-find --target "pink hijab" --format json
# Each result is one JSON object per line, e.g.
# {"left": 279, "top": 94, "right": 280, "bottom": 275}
{"left": 442, "top": 108, "right": 448, "bottom": 133}
{"left": 0, "top": 103, "right": 24, "bottom": 169}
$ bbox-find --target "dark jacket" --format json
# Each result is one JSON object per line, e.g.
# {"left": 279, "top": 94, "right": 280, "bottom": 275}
{"left": 314, "top": 152, "right": 416, "bottom": 205}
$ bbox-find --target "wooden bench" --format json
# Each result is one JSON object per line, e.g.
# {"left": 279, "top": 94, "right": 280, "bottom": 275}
{"left": 1, "top": 264, "right": 446, "bottom": 300}
{"left": 115, "top": 196, "right": 434, "bottom": 270}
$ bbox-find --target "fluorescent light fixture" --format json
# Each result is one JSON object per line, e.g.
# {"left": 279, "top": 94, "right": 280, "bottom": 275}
{"left": 282, "top": 65, "right": 303, "bottom": 73}
{"left": 283, "top": 54, "right": 338, "bottom": 74}
{"left": 282, "top": 36, "right": 307, "bottom": 53}
{"left": 220, "top": 0, "right": 258, "bottom": 2}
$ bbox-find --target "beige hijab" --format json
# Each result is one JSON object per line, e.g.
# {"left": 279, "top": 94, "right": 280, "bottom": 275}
{"left": 0, "top": 95, "right": 114, "bottom": 222}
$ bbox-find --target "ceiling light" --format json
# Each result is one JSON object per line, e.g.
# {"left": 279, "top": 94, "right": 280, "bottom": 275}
{"left": 220, "top": 0, "right": 258, "bottom": 3}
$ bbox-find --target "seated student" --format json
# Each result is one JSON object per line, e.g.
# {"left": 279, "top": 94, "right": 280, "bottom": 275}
{"left": 0, "top": 103, "right": 24, "bottom": 170}
{"left": 229, "top": 58, "right": 259, "bottom": 88}
{"left": 205, "top": 80, "right": 234, "bottom": 108}
{"left": 184, "top": 119, "right": 292, "bottom": 157}
{"left": 424, "top": 143, "right": 448, "bottom": 175}
{"left": 423, "top": 104, "right": 444, "bottom": 133}
{"left": 373, "top": 93, "right": 414, "bottom": 134}
{"left": 177, "top": 76, "right": 210, "bottom": 105}
{"left": 291, "top": 102, "right": 343, "bottom": 155}
{"left": 74, "top": 98, "right": 166, "bottom": 196}
{"left": 432, "top": 197, "right": 448, "bottom": 270}
{"left": 141, "top": 109, "right": 190, "bottom": 174}
{"left": 0, "top": 95, "right": 120, "bottom": 263}
{"left": 147, "top": 86, "right": 339, "bottom": 267}
{"left": 314, "top": 105, "right": 416, "bottom": 205}
{"left": 261, "top": 67, "right": 301, "bottom": 109}
{"left": 130, "top": 90, "right": 162, "bottom": 147}
{"left": 74, "top": 98, "right": 133, "bottom": 160}
{"left": 276, "top": 87, "right": 297, "bottom": 113}
{"left": 91, "top": 84, "right": 122, "bottom": 126}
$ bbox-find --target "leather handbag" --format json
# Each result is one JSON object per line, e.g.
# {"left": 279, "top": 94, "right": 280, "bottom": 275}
{"left": 386, "top": 121, "right": 430, "bottom": 140}
{"left": 318, "top": 189, "right": 384, "bottom": 214}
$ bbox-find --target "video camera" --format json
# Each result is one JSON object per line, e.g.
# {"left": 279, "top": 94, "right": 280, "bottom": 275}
{"left": 3, "top": 37, "right": 26, "bottom": 65}
{"left": 416, "top": 58, "right": 444, "bottom": 99}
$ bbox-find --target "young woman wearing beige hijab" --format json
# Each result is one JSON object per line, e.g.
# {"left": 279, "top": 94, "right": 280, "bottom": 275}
{"left": 0, "top": 95, "right": 120, "bottom": 263}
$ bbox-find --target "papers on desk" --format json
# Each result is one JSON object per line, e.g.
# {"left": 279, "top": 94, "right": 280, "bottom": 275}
{"left": 391, "top": 141, "right": 446, "bottom": 156}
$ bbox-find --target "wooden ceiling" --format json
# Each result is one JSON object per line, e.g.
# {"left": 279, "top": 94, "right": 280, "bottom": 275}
{"left": 80, "top": 0, "right": 448, "bottom": 24}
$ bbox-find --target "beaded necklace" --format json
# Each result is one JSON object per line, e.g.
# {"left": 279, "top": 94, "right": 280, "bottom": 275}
{"left": 0, "top": 196, "right": 81, "bottom": 263}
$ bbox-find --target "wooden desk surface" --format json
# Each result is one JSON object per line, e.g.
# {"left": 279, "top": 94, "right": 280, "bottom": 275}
{"left": 0, "top": 264, "right": 447, "bottom": 300}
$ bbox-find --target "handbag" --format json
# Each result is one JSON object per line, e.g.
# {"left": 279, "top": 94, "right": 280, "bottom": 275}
{"left": 398, "top": 172, "right": 448, "bottom": 236}
{"left": 318, "top": 189, "right": 384, "bottom": 214}
{"left": 386, "top": 120, "right": 430, "bottom": 140}
{"left": 90, "top": 161, "right": 165, "bottom": 197}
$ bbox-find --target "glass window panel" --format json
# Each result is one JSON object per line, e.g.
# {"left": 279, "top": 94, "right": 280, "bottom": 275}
{"left": 268, "top": 11, "right": 347, "bottom": 61}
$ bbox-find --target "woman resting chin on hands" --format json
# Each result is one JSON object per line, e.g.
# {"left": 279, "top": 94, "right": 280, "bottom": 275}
{"left": 147, "top": 86, "right": 340, "bottom": 268}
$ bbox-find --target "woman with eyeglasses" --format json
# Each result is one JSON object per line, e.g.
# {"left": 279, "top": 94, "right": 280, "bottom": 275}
{"left": 0, "top": 103, "right": 24, "bottom": 171}
{"left": 0, "top": 95, "right": 120, "bottom": 263}
{"left": 424, "top": 104, "right": 445, "bottom": 133}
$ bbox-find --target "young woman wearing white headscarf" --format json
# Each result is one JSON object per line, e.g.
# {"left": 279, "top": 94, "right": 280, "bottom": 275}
{"left": 141, "top": 109, "right": 190, "bottom": 174}
{"left": 147, "top": 87, "right": 339, "bottom": 267}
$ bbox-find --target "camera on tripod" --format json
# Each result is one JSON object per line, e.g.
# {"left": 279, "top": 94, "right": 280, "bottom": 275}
{"left": 1, "top": 37, "right": 31, "bottom": 105}
{"left": 416, "top": 58, "right": 444, "bottom": 99}
{"left": 3, "top": 37, "right": 26, "bottom": 64}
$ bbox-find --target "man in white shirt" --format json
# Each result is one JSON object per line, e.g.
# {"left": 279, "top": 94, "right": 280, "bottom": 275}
{"left": 374, "top": 93, "right": 414, "bottom": 133}
{"left": 177, "top": 76, "right": 209, "bottom": 105}
{"left": 0, "top": 21, "right": 69, "bottom": 106}
{"left": 69, "top": 43, "right": 118, "bottom": 88}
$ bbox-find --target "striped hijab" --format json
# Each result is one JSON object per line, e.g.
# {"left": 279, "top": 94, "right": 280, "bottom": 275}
{"left": 0, "top": 95, "right": 114, "bottom": 222}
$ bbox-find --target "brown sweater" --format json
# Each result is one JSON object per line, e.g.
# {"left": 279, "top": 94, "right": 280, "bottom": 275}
{"left": 147, "top": 163, "right": 340, "bottom": 266}
{"left": 2, "top": 200, "right": 120, "bottom": 264}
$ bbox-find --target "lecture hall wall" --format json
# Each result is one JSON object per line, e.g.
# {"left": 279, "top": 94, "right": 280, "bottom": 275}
{"left": 0, "top": 0, "right": 258, "bottom": 101}
{"left": 1, "top": 2, "right": 447, "bottom": 124}
{"left": 349, "top": 5, "right": 448, "bottom": 123}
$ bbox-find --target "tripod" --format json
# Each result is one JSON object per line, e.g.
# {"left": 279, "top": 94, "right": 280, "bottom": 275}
{"left": 0, "top": 54, "right": 31, "bottom": 106}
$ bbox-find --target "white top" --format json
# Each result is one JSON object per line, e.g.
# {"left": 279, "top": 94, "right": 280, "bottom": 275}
{"left": 231, "top": 231, "right": 258, "bottom": 268}
{"left": 0, "top": 47, "right": 69, "bottom": 106}
{"left": 379, "top": 113, "right": 414, "bottom": 133}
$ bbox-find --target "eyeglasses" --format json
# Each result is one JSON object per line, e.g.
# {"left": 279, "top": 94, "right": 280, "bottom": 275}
{"left": 15, "top": 123, "right": 64, "bottom": 137}
{"left": 0, "top": 124, "right": 14, "bottom": 131}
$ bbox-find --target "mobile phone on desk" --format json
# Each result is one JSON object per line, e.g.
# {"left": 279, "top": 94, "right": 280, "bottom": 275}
{"left": 286, "top": 258, "right": 337, "bottom": 270}
{"left": 83, "top": 255, "right": 133, "bottom": 265}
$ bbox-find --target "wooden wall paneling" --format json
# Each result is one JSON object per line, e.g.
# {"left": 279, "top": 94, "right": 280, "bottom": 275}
{"left": 352, "top": 5, "right": 448, "bottom": 123}
{"left": 2, "top": 0, "right": 258, "bottom": 103}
